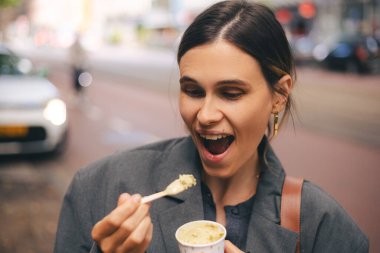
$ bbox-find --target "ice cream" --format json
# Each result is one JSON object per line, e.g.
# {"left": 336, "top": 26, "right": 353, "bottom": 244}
{"left": 166, "top": 174, "right": 196, "bottom": 195}
{"left": 179, "top": 174, "right": 197, "bottom": 190}
{"left": 176, "top": 221, "right": 225, "bottom": 245}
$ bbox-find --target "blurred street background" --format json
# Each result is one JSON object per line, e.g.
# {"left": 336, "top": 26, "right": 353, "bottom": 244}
{"left": 0, "top": 0, "right": 380, "bottom": 252}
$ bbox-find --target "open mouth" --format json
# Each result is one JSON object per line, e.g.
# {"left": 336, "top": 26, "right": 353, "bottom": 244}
{"left": 199, "top": 134, "right": 235, "bottom": 155}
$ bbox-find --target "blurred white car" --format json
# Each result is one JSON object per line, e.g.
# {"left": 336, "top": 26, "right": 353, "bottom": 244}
{"left": 0, "top": 45, "right": 68, "bottom": 155}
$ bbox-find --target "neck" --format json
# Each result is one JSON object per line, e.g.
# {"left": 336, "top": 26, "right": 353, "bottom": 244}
{"left": 202, "top": 157, "right": 260, "bottom": 226}
{"left": 202, "top": 155, "right": 260, "bottom": 207}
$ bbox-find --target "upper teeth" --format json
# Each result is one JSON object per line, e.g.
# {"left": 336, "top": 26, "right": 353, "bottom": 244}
{"left": 200, "top": 134, "right": 228, "bottom": 140}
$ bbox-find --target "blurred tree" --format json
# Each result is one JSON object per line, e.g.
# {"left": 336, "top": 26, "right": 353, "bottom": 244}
{"left": 0, "top": 0, "right": 22, "bottom": 42}
{"left": 0, "top": 0, "right": 21, "bottom": 7}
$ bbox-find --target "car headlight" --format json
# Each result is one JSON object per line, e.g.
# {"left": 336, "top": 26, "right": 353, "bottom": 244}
{"left": 43, "top": 99, "right": 67, "bottom": 126}
{"left": 313, "top": 43, "right": 329, "bottom": 61}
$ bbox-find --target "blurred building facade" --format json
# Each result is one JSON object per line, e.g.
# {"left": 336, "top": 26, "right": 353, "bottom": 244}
{"left": 257, "top": 0, "right": 379, "bottom": 65}
{"left": 4, "top": 0, "right": 380, "bottom": 52}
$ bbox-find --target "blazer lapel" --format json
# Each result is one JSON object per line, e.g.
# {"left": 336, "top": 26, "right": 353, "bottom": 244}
{"left": 157, "top": 187, "right": 204, "bottom": 253}
{"left": 149, "top": 136, "right": 299, "bottom": 252}
{"left": 245, "top": 212, "right": 298, "bottom": 252}
{"left": 151, "top": 137, "right": 204, "bottom": 253}
{"left": 245, "top": 138, "right": 299, "bottom": 252}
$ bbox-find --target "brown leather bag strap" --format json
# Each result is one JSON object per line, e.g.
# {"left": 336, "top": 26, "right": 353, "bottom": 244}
{"left": 281, "top": 176, "right": 304, "bottom": 253}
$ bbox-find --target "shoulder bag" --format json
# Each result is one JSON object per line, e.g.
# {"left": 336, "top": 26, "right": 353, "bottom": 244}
{"left": 281, "top": 176, "right": 304, "bottom": 253}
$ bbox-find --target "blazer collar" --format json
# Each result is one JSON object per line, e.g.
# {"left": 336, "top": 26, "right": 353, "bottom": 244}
{"left": 157, "top": 189, "right": 204, "bottom": 253}
{"left": 153, "top": 137, "right": 204, "bottom": 252}
{"left": 245, "top": 137, "right": 298, "bottom": 252}
{"left": 154, "top": 137, "right": 202, "bottom": 202}
{"left": 252, "top": 137, "right": 285, "bottom": 223}
{"left": 154, "top": 136, "right": 298, "bottom": 252}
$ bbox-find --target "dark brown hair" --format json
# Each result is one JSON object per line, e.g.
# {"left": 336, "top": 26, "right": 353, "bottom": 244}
{"left": 177, "top": 0, "right": 296, "bottom": 136}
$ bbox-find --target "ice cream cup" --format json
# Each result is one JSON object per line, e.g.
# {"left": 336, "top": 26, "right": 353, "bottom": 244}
{"left": 175, "top": 220, "right": 227, "bottom": 253}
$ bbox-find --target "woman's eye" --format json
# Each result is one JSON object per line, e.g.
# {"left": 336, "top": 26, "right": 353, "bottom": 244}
{"left": 181, "top": 86, "right": 205, "bottom": 97}
{"left": 221, "top": 89, "right": 244, "bottom": 100}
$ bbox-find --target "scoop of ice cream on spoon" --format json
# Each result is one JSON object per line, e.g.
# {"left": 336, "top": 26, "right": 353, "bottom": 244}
{"left": 141, "top": 174, "right": 196, "bottom": 204}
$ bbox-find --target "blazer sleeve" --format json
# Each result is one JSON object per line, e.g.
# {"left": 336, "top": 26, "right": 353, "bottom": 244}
{"left": 54, "top": 171, "right": 95, "bottom": 253}
{"left": 300, "top": 181, "right": 369, "bottom": 253}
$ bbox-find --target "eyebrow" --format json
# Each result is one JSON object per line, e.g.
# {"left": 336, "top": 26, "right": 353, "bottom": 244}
{"left": 179, "top": 75, "right": 250, "bottom": 87}
{"left": 179, "top": 76, "right": 197, "bottom": 84}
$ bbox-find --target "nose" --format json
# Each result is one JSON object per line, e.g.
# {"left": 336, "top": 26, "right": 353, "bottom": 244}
{"left": 197, "top": 97, "right": 223, "bottom": 126}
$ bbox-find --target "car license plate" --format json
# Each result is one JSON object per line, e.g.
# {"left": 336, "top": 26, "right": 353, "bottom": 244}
{"left": 0, "top": 126, "right": 29, "bottom": 137}
{"left": 0, "top": 143, "right": 21, "bottom": 154}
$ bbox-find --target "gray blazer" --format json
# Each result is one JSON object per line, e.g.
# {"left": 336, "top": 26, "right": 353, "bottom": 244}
{"left": 54, "top": 137, "right": 369, "bottom": 253}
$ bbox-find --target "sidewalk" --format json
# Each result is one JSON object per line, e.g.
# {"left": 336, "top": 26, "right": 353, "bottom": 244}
{"left": 11, "top": 43, "right": 177, "bottom": 69}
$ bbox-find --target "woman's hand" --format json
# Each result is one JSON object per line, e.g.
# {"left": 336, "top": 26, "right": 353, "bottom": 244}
{"left": 224, "top": 240, "right": 245, "bottom": 253}
{"left": 91, "top": 193, "right": 153, "bottom": 253}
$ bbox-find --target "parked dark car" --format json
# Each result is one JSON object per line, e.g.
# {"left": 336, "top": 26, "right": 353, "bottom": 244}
{"left": 320, "top": 34, "right": 380, "bottom": 74}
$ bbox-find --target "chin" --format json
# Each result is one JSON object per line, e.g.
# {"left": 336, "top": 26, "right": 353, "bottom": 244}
{"left": 201, "top": 163, "right": 235, "bottom": 179}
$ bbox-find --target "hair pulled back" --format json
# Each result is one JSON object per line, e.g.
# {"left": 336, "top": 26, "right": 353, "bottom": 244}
{"left": 177, "top": 0, "right": 296, "bottom": 135}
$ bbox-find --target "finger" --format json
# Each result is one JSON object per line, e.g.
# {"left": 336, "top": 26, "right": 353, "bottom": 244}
{"left": 128, "top": 217, "right": 153, "bottom": 253}
{"left": 132, "top": 217, "right": 153, "bottom": 253}
{"left": 118, "top": 193, "right": 131, "bottom": 206}
{"left": 133, "top": 217, "right": 153, "bottom": 253}
{"left": 100, "top": 203, "right": 150, "bottom": 250}
{"left": 119, "top": 215, "right": 153, "bottom": 253}
{"left": 92, "top": 194, "right": 141, "bottom": 241}
{"left": 141, "top": 220, "right": 153, "bottom": 250}
{"left": 224, "top": 240, "right": 244, "bottom": 253}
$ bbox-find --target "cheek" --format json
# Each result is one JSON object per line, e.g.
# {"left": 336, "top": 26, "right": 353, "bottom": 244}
{"left": 234, "top": 100, "right": 272, "bottom": 134}
{"left": 179, "top": 95, "right": 196, "bottom": 127}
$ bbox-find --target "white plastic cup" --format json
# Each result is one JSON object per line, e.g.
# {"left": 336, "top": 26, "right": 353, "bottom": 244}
{"left": 175, "top": 220, "right": 227, "bottom": 253}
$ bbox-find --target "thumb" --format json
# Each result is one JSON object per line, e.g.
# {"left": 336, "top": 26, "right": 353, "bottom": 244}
{"left": 224, "top": 240, "right": 244, "bottom": 253}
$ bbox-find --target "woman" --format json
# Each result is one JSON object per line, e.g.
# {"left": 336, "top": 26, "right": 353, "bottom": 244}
{"left": 54, "top": 1, "right": 368, "bottom": 252}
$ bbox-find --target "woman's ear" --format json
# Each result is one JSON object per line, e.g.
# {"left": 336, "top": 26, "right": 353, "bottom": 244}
{"left": 272, "top": 74, "right": 292, "bottom": 113}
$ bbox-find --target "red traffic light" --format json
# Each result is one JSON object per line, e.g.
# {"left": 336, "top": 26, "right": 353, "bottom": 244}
{"left": 298, "top": 2, "right": 316, "bottom": 19}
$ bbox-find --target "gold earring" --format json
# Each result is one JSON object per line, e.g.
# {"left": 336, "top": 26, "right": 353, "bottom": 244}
{"left": 273, "top": 112, "right": 279, "bottom": 137}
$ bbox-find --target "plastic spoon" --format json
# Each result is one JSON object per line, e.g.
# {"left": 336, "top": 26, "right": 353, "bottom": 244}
{"left": 141, "top": 174, "right": 196, "bottom": 204}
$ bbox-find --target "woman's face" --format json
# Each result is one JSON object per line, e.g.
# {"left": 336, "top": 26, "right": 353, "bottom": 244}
{"left": 179, "top": 41, "right": 276, "bottom": 178}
